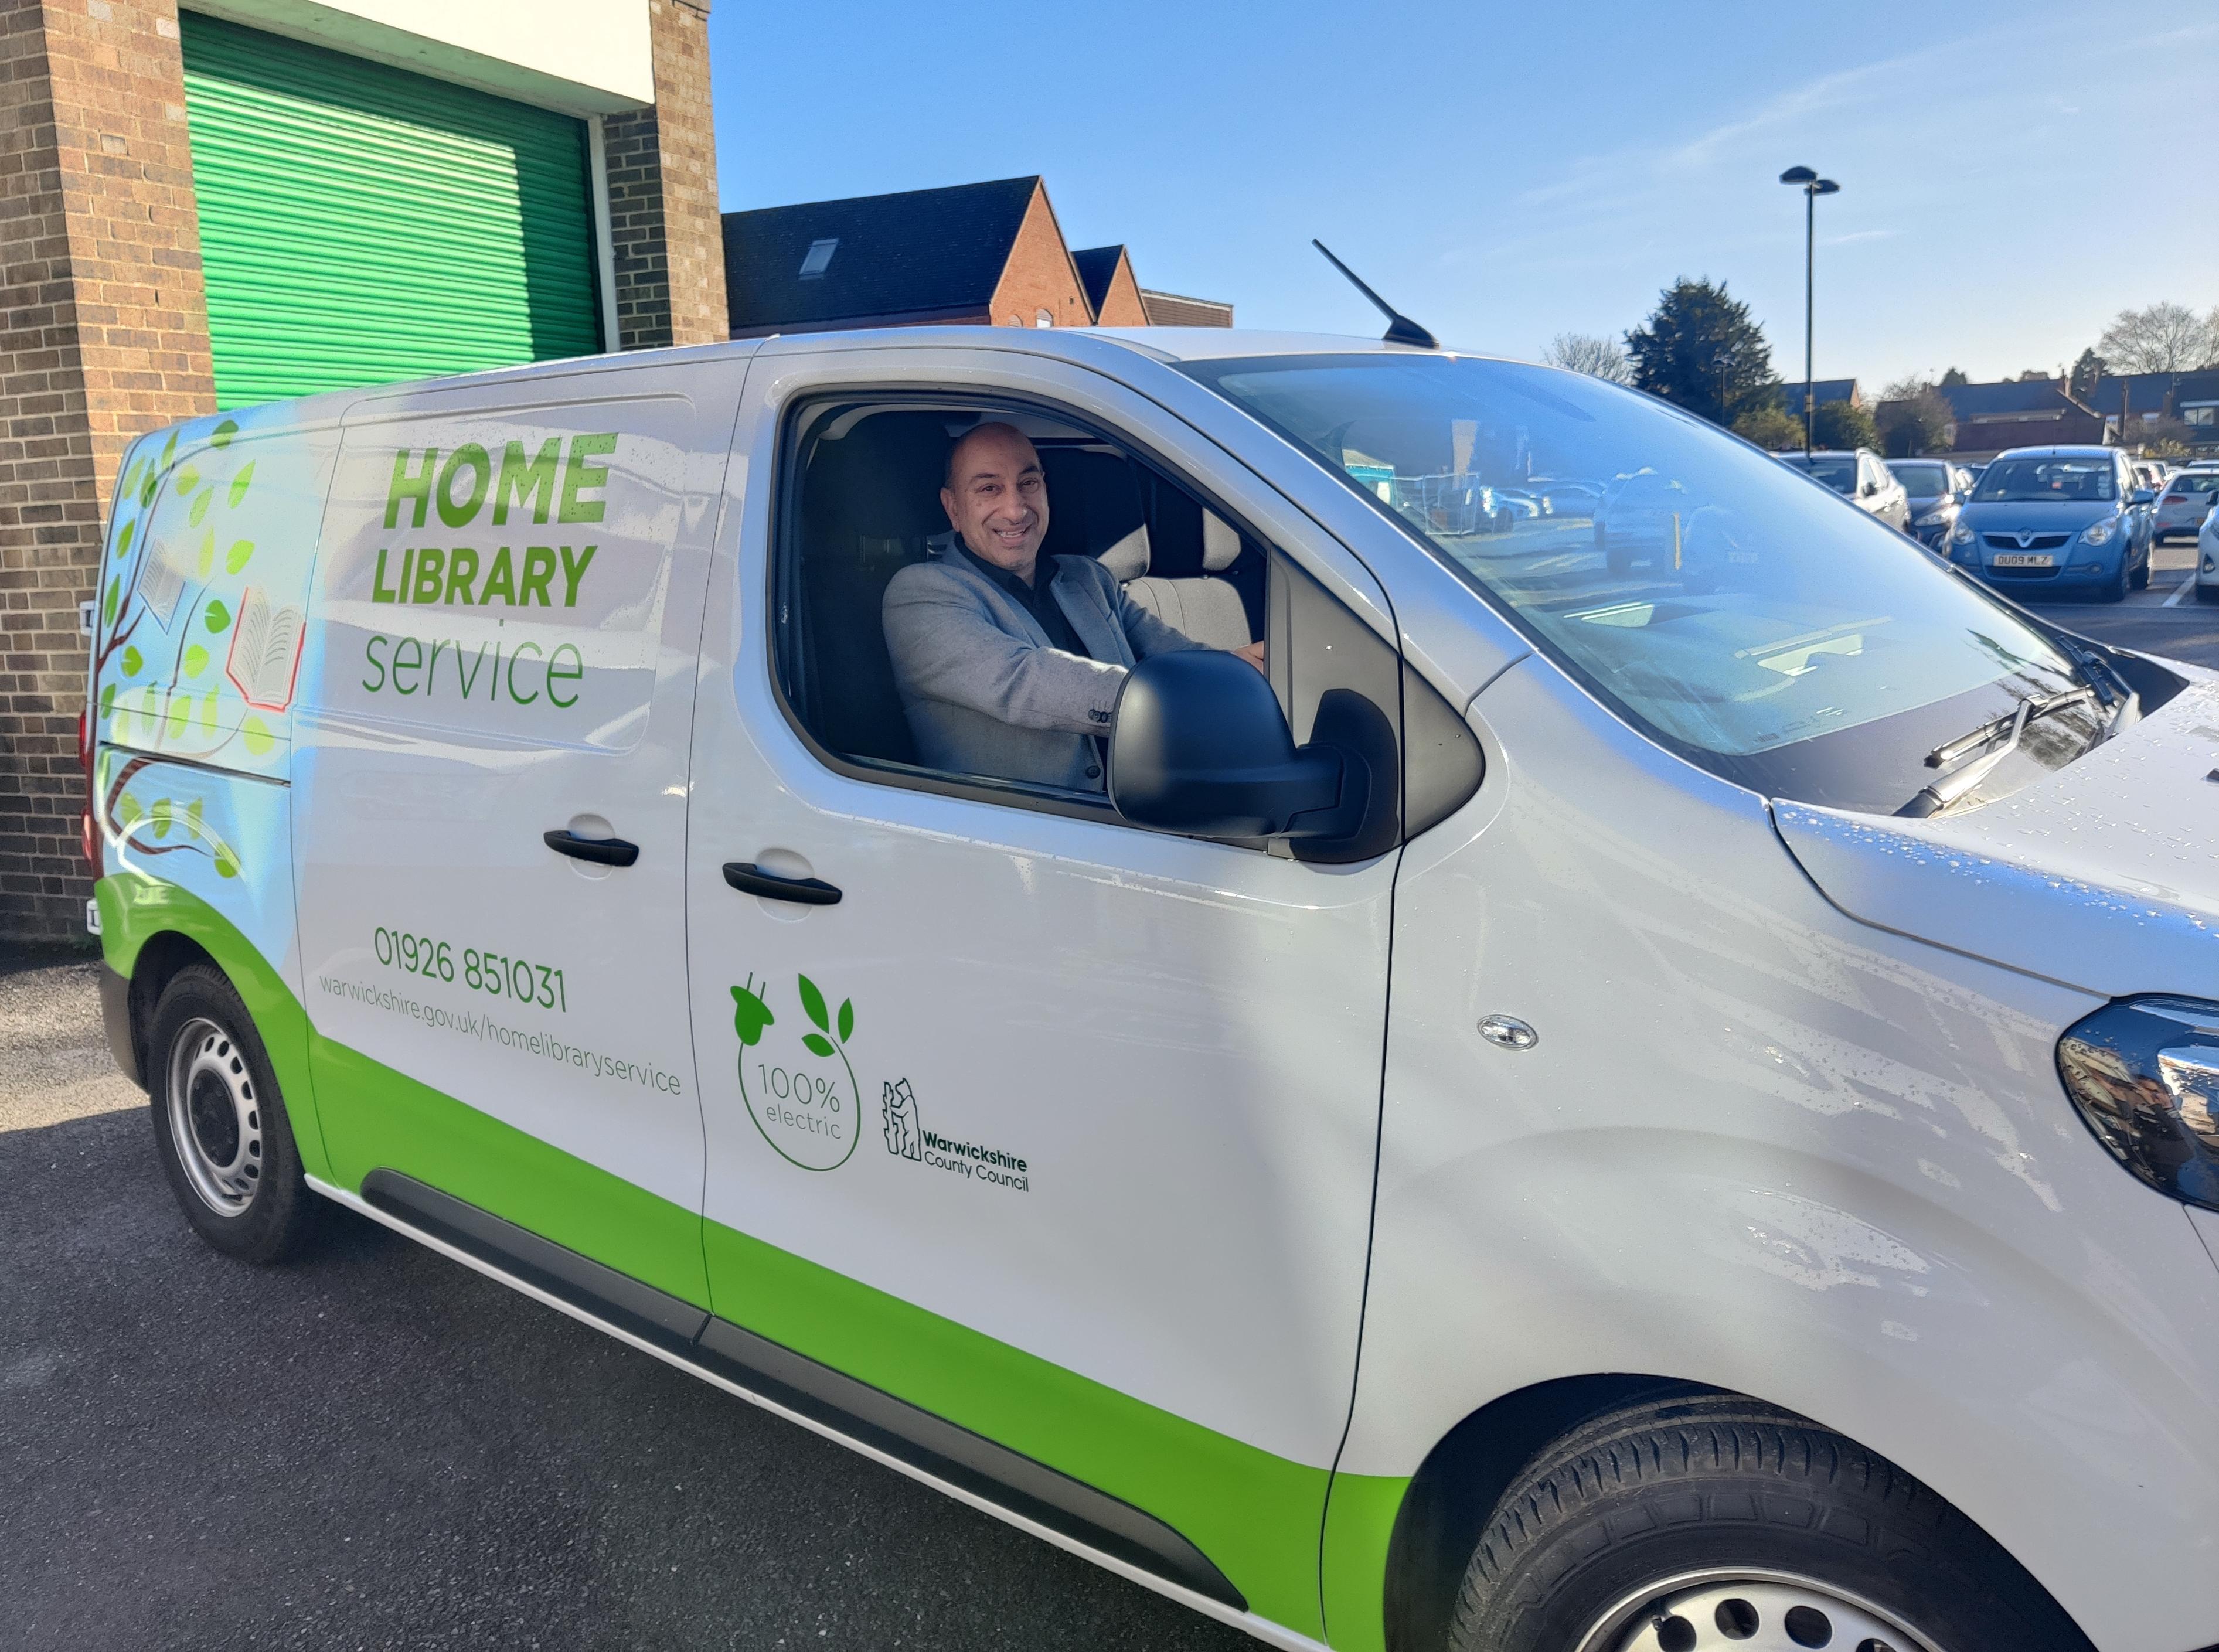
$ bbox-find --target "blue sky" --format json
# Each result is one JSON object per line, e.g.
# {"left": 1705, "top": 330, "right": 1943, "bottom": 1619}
{"left": 706, "top": 2, "right": 2218, "bottom": 389}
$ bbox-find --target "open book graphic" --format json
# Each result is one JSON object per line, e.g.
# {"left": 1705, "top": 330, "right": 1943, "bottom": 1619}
{"left": 132, "top": 538, "right": 192, "bottom": 630}
{"left": 224, "top": 587, "right": 306, "bottom": 711}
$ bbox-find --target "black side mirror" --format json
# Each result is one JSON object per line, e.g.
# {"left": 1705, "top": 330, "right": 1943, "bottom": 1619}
{"left": 1109, "top": 652, "right": 1357, "bottom": 840}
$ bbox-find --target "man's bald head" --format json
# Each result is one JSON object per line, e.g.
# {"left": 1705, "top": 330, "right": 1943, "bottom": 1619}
{"left": 941, "top": 421, "right": 1050, "bottom": 580}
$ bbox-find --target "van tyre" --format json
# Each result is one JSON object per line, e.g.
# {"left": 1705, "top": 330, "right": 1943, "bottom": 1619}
{"left": 1444, "top": 1396, "right": 2091, "bottom": 1652}
{"left": 148, "top": 964, "right": 318, "bottom": 1263}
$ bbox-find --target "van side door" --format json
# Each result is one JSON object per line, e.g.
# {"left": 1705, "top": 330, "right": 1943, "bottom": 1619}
{"left": 290, "top": 355, "right": 746, "bottom": 1303}
{"left": 681, "top": 342, "right": 1411, "bottom": 1635}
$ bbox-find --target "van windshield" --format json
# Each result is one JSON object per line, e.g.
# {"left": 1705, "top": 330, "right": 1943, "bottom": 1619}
{"left": 1180, "top": 353, "right": 2106, "bottom": 813}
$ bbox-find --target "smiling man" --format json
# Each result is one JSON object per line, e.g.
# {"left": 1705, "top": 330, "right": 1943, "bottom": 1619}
{"left": 882, "top": 421, "right": 1264, "bottom": 791}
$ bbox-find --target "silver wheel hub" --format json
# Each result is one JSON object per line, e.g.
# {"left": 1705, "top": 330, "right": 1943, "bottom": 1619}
{"left": 167, "top": 1017, "right": 263, "bottom": 1216}
{"left": 1584, "top": 1572, "right": 1946, "bottom": 1652}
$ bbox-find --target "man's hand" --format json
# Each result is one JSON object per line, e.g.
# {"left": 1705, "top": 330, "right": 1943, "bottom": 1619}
{"left": 1234, "top": 641, "right": 1267, "bottom": 675}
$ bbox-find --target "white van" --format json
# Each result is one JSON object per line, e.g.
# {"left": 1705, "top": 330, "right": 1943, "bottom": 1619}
{"left": 85, "top": 328, "right": 2219, "bottom": 1652}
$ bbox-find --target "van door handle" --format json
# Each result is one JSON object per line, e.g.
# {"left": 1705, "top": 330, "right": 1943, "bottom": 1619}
{"left": 544, "top": 829, "right": 639, "bottom": 867}
{"left": 723, "top": 862, "right": 842, "bottom": 905}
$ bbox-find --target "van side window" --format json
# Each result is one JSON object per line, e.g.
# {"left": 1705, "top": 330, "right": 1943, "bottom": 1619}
{"left": 771, "top": 401, "right": 1268, "bottom": 805}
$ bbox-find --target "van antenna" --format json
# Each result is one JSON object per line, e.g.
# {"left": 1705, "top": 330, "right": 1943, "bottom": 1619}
{"left": 1312, "top": 240, "right": 1438, "bottom": 350}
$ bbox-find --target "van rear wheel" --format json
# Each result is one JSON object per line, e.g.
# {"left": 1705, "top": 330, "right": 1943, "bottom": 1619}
{"left": 148, "top": 963, "right": 318, "bottom": 1263}
{"left": 1444, "top": 1396, "right": 2091, "bottom": 1652}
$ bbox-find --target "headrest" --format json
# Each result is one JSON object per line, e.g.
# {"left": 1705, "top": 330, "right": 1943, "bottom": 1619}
{"left": 1202, "top": 509, "right": 1241, "bottom": 572}
{"left": 1097, "top": 524, "right": 1151, "bottom": 582}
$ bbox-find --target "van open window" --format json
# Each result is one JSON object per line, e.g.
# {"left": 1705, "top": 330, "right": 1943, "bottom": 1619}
{"left": 770, "top": 400, "right": 1267, "bottom": 803}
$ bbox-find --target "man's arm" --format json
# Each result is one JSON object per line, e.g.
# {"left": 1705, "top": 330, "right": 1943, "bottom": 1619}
{"left": 884, "top": 566, "right": 1126, "bottom": 736}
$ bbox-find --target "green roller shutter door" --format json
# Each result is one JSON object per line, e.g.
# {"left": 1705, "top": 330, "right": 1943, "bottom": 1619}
{"left": 179, "top": 12, "right": 603, "bottom": 410}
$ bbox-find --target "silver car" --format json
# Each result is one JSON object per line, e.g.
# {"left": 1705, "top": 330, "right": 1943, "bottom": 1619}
{"left": 2154, "top": 466, "right": 2219, "bottom": 542}
{"left": 1778, "top": 448, "right": 1912, "bottom": 532}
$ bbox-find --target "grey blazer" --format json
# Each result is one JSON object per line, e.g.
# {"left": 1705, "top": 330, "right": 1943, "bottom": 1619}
{"left": 882, "top": 535, "right": 1206, "bottom": 791}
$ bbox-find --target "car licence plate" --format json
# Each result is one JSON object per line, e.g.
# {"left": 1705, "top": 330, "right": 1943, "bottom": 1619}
{"left": 1992, "top": 553, "right": 2055, "bottom": 568}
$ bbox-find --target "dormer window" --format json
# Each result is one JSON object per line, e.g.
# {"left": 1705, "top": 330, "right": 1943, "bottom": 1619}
{"left": 798, "top": 239, "right": 838, "bottom": 280}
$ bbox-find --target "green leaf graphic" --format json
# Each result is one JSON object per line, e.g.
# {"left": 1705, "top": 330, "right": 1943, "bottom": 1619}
{"left": 98, "top": 683, "right": 115, "bottom": 717}
{"left": 122, "top": 458, "right": 143, "bottom": 497}
{"left": 798, "top": 974, "right": 829, "bottom": 1034}
{"left": 198, "top": 692, "right": 218, "bottom": 734}
{"left": 215, "top": 844, "right": 240, "bottom": 879}
{"left": 185, "top": 798, "right": 204, "bottom": 836}
{"left": 151, "top": 798, "right": 172, "bottom": 838}
{"left": 102, "top": 578, "right": 118, "bottom": 625}
{"left": 242, "top": 716, "right": 272, "bottom": 755}
{"left": 225, "top": 539, "right": 253, "bottom": 574}
{"left": 837, "top": 999, "right": 853, "bottom": 1042}
{"left": 204, "top": 598, "right": 230, "bottom": 633}
{"left": 196, "top": 525, "right": 215, "bottom": 576}
{"left": 229, "top": 461, "right": 254, "bottom": 507}
{"left": 183, "top": 644, "right": 207, "bottom": 677}
{"left": 160, "top": 431, "right": 178, "bottom": 471}
{"left": 117, "top": 517, "right": 136, "bottom": 554}
{"left": 121, "top": 646, "right": 142, "bottom": 676}
{"left": 139, "top": 473, "right": 156, "bottom": 507}
{"left": 176, "top": 462, "right": 200, "bottom": 496}
{"left": 117, "top": 793, "right": 141, "bottom": 825}
{"left": 189, "top": 489, "right": 212, "bottom": 527}
{"left": 165, "top": 699, "right": 186, "bottom": 740}
{"left": 210, "top": 418, "right": 238, "bottom": 449}
{"left": 802, "top": 1033, "right": 835, "bottom": 1058}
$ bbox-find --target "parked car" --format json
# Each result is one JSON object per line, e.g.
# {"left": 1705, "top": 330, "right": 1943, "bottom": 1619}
{"left": 88, "top": 332, "right": 2219, "bottom": 1652}
{"left": 1948, "top": 445, "right": 2155, "bottom": 601}
{"left": 1778, "top": 447, "right": 1912, "bottom": 532}
{"left": 1592, "top": 465, "right": 1692, "bottom": 571}
{"left": 1530, "top": 479, "right": 1602, "bottom": 516}
{"left": 1887, "top": 457, "right": 1968, "bottom": 549}
{"left": 2153, "top": 465, "right": 2219, "bottom": 543}
{"left": 2196, "top": 500, "right": 2219, "bottom": 604}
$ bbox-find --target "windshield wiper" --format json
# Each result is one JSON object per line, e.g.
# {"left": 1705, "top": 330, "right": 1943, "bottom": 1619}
{"left": 1900, "top": 687, "right": 2096, "bottom": 818}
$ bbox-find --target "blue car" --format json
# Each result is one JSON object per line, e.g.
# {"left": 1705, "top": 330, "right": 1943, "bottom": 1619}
{"left": 1946, "top": 445, "right": 2155, "bottom": 602}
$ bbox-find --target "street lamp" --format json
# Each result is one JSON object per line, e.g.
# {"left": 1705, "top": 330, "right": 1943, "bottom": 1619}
{"left": 1779, "top": 166, "right": 1840, "bottom": 457}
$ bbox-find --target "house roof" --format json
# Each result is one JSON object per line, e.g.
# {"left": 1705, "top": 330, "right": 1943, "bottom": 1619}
{"left": 722, "top": 176, "right": 1042, "bottom": 335}
{"left": 2089, "top": 370, "right": 2219, "bottom": 415}
{"left": 1777, "top": 378, "right": 1859, "bottom": 408}
{"left": 1935, "top": 378, "right": 2082, "bottom": 420}
{"left": 1070, "top": 245, "right": 1129, "bottom": 317}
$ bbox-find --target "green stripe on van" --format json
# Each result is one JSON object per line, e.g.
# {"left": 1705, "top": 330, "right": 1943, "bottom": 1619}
{"left": 97, "top": 874, "right": 1395, "bottom": 1640}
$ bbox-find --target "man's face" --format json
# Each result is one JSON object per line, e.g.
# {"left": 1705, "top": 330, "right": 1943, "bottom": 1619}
{"left": 942, "top": 424, "right": 1049, "bottom": 578}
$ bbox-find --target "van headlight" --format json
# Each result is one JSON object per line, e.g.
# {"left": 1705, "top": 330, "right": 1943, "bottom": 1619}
{"left": 2081, "top": 517, "right": 2118, "bottom": 546}
{"left": 1914, "top": 510, "right": 1949, "bottom": 527}
{"left": 2057, "top": 997, "right": 2219, "bottom": 1210}
{"left": 1950, "top": 520, "right": 1976, "bottom": 546}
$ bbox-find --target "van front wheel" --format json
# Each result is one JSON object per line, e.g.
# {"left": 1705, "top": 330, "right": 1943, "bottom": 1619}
{"left": 148, "top": 964, "right": 318, "bottom": 1263}
{"left": 1445, "top": 1396, "right": 2091, "bottom": 1652}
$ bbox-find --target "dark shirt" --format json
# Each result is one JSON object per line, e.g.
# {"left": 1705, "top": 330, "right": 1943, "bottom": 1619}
{"left": 970, "top": 550, "right": 1090, "bottom": 659}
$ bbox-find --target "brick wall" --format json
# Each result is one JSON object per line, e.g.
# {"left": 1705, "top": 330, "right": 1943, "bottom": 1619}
{"left": 988, "top": 181, "right": 1088, "bottom": 329}
{"left": 604, "top": 0, "right": 726, "bottom": 351}
{"left": 0, "top": 0, "right": 214, "bottom": 943}
{"left": 1093, "top": 252, "right": 1148, "bottom": 327}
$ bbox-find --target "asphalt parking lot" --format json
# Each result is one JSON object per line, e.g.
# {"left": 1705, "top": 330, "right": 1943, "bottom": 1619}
{"left": 2044, "top": 537, "right": 2219, "bottom": 663}
{"left": 0, "top": 952, "right": 1247, "bottom": 1652}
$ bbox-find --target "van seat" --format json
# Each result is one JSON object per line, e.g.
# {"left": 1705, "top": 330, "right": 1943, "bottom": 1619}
{"left": 797, "top": 413, "right": 953, "bottom": 764}
{"left": 1103, "top": 509, "right": 1253, "bottom": 651}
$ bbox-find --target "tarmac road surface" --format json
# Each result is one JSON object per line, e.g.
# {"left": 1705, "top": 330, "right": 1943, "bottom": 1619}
{"left": 0, "top": 951, "right": 1251, "bottom": 1652}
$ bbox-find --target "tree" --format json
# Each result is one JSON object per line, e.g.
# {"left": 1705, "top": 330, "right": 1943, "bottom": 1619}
{"left": 1624, "top": 277, "right": 1778, "bottom": 427}
{"left": 1939, "top": 367, "right": 1968, "bottom": 387}
{"left": 1874, "top": 378, "right": 1954, "bottom": 457}
{"left": 1731, "top": 403, "right": 1805, "bottom": 451}
{"left": 2014, "top": 369, "right": 2051, "bottom": 382}
{"left": 2069, "top": 348, "right": 2106, "bottom": 400}
{"left": 2097, "top": 302, "right": 2219, "bottom": 374}
{"left": 1812, "top": 399, "right": 1879, "bottom": 452}
{"left": 1542, "top": 332, "right": 1635, "bottom": 384}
